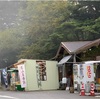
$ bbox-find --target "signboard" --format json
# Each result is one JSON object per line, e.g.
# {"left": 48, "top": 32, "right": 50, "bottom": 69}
{"left": 73, "top": 64, "right": 81, "bottom": 89}
{"left": 73, "top": 64, "right": 79, "bottom": 82}
{"left": 73, "top": 63, "right": 94, "bottom": 91}
{"left": 74, "top": 64, "right": 94, "bottom": 83}
{"left": 84, "top": 64, "right": 94, "bottom": 82}
{"left": 79, "top": 64, "right": 94, "bottom": 84}
{"left": 79, "top": 64, "right": 84, "bottom": 81}
{"left": 18, "top": 64, "right": 27, "bottom": 88}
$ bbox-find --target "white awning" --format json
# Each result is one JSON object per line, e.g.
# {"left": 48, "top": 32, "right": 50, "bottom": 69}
{"left": 58, "top": 55, "right": 72, "bottom": 65}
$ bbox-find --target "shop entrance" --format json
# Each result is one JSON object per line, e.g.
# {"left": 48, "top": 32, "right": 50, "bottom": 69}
{"left": 58, "top": 63, "right": 73, "bottom": 90}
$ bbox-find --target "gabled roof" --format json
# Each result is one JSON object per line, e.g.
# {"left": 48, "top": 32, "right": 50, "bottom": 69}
{"left": 55, "top": 38, "right": 100, "bottom": 58}
{"left": 75, "top": 38, "right": 100, "bottom": 54}
{"left": 61, "top": 41, "right": 91, "bottom": 53}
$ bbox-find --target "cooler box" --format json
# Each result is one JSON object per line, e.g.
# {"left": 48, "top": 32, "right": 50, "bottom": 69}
{"left": 15, "top": 85, "right": 24, "bottom": 91}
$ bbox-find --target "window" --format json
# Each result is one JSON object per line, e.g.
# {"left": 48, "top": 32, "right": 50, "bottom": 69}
{"left": 36, "top": 61, "right": 47, "bottom": 81}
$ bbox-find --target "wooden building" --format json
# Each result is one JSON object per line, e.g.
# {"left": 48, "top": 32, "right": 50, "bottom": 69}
{"left": 54, "top": 38, "right": 100, "bottom": 89}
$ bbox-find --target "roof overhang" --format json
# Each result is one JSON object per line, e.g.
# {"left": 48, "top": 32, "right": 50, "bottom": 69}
{"left": 54, "top": 38, "right": 100, "bottom": 59}
{"left": 7, "top": 59, "right": 26, "bottom": 69}
{"left": 57, "top": 55, "right": 72, "bottom": 65}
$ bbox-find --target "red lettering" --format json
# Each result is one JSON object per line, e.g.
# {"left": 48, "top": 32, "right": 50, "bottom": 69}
{"left": 87, "top": 66, "right": 91, "bottom": 78}
{"left": 88, "top": 75, "right": 91, "bottom": 78}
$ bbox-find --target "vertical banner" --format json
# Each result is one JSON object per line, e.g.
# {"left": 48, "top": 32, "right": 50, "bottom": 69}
{"left": 79, "top": 64, "right": 84, "bottom": 80}
{"left": 2, "top": 68, "right": 8, "bottom": 88}
{"left": 84, "top": 64, "right": 94, "bottom": 82}
{"left": 73, "top": 64, "right": 80, "bottom": 88}
{"left": 79, "top": 64, "right": 85, "bottom": 83}
{"left": 79, "top": 64, "right": 94, "bottom": 84}
{"left": 18, "top": 64, "right": 27, "bottom": 88}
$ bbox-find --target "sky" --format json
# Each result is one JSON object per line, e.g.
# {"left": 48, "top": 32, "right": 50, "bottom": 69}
{"left": 0, "top": 1, "right": 25, "bottom": 30}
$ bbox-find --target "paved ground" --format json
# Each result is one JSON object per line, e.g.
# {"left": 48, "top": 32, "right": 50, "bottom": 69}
{"left": 0, "top": 90, "right": 100, "bottom": 99}
{"left": 0, "top": 90, "right": 99, "bottom": 99}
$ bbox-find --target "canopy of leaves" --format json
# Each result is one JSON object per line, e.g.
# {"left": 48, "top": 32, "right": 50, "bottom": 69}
{"left": 18, "top": 1, "right": 100, "bottom": 60}
{"left": 18, "top": 1, "right": 71, "bottom": 59}
{"left": 0, "top": 1, "right": 100, "bottom": 68}
{"left": 0, "top": 28, "right": 26, "bottom": 68}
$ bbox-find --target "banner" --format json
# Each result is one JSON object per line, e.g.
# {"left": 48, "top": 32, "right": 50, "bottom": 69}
{"left": 84, "top": 64, "right": 94, "bottom": 82}
{"left": 79, "top": 64, "right": 94, "bottom": 84}
{"left": 18, "top": 64, "right": 27, "bottom": 88}
{"left": 2, "top": 68, "right": 8, "bottom": 88}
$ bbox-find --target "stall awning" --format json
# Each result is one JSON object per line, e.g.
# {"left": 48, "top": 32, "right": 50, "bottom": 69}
{"left": 58, "top": 55, "right": 72, "bottom": 65}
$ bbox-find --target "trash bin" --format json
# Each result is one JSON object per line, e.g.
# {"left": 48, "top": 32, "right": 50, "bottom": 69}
{"left": 15, "top": 85, "right": 24, "bottom": 91}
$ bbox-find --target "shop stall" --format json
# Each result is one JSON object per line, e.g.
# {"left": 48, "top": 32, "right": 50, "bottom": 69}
{"left": 8, "top": 59, "right": 59, "bottom": 91}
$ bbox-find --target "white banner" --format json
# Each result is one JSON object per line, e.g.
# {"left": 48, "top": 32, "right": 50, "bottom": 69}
{"left": 79, "top": 64, "right": 94, "bottom": 84}
{"left": 18, "top": 64, "right": 27, "bottom": 88}
{"left": 83, "top": 64, "right": 94, "bottom": 82}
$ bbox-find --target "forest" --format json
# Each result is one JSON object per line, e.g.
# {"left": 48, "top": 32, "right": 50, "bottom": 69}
{"left": 0, "top": 1, "right": 100, "bottom": 68}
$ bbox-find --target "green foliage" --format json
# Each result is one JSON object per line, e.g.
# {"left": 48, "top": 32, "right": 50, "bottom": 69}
{"left": 18, "top": 1, "right": 100, "bottom": 60}
{"left": 18, "top": 1, "right": 70, "bottom": 59}
{"left": 71, "top": 1, "right": 100, "bottom": 20}
{"left": 81, "top": 47, "right": 100, "bottom": 61}
{"left": 0, "top": 1, "right": 100, "bottom": 68}
{"left": 0, "top": 28, "right": 25, "bottom": 68}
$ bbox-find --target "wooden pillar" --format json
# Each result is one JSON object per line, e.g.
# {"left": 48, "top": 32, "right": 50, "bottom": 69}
{"left": 73, "top": 54, "right": 76, "bottom": 63}
{"left": 62, "top": 64, "right": 65, "bottom": 77}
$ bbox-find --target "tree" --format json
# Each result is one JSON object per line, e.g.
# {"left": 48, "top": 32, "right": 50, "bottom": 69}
{"left": 0, "top": 28, "right": 25, "bottom": 68}
{"left": 15, "top": 1, "right": 100, "bottom": 61}
{"left": 18, "top": 1, "right": 71, "bottom": 59}
{"left": 54, "top": 1, "right": 100, "bottom": 41}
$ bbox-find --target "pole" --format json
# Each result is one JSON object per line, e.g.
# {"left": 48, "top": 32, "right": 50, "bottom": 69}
{"left": 73, "top": 54, "right": 76, "bottom": 63}
{"left": 62, "top": 64, "right": 65, "bottom": 77}
{"left": 73, "top": 53, "right": 76, "bottom": 92}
